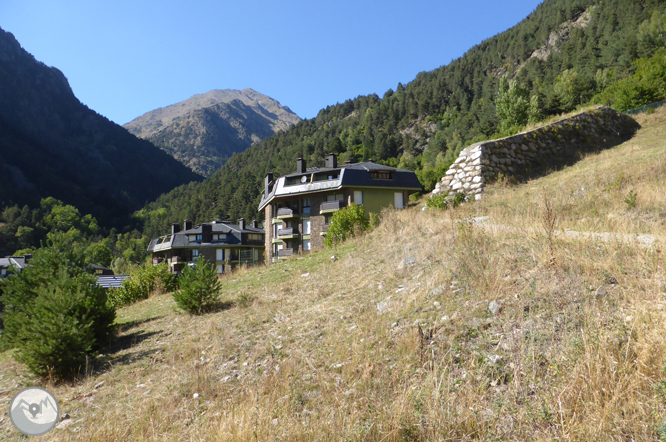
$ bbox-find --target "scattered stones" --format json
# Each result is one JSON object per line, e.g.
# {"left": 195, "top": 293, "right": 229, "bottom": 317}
{"left": 595, "top": 286, "right": 607, "bottom": 298}
{"left": 61, "top": 413, "right": 70, "bottom": 421}
{"left": 488, "top": 300, "right": 502, "bottom": 316}
{"left": 301, "top": 273, "right": 310, "bottom": 278}
{"left": 401, "top": 256, "right": 416, "bottom": 268}
{"left": 487, "top": 354, "right": 503, "bottom": 365}
{"left": 428, "top": 284, "right": 446, "bottom": 297}
{"left": 193, "top": 393, "right": 199, "bottom": 399}
{"left": 57, "top": 419, "right": 74, "bottom": 430}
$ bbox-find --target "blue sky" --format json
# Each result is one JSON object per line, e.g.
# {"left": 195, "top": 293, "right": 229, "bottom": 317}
{"left": 1, "top": 0, "right": 543, "bottom": 125}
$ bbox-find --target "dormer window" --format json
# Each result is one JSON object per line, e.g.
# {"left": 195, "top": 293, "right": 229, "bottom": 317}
{"left": 370, "top": 171, "right": 392, "bottom": 180}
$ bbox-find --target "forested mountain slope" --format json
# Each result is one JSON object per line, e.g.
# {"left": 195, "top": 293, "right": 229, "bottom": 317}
{"left": 0, "top": 27, "right": 202, "bottom": 227}
{"left": 139, "top": 0, "right": 666, "bottom": 238}
{"left": 124, "top": 89, "right": 301, "bottom": 176}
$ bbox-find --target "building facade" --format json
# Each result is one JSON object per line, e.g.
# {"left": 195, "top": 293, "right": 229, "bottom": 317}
{"left": 147, "top": 219, "right": 264, "bottom": 274}
{"left": 258, "top": 153, "right": 422, "bottom": 262}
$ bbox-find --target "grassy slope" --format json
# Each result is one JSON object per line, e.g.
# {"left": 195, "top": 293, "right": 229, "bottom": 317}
{"left": 1, "top": 110, "right": 666, "bottom": 440}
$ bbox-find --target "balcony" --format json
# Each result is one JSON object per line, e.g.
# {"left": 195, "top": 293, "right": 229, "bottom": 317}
{"left": 277, "top": 248, "right": 294, "bottom": 258}
{"left": 320, "top": 200, "right": 344, "bottom": 213}
{"left": 277, "top": 228, "right": 299, "bottom": 239}
{"left": 320, "top": 224, "right": 329, "bottom": 236}
{"left": 277, "top": 207, "right": 298, "bottom": 219}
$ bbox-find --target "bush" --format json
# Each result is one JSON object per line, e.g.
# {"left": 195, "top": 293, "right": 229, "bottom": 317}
{"left": 109, "top": 261, "right": 177, "bottom": 307}
{"left": 323, "top": 203, "right": 371, "bottom": 248}
{"left": 0, "top": 239, "right": 116, "bottom": 379}
{"left": 425, "top": 191, "right": 467, "bottom": 210}
{"left": 426, "top": 192, "right": 450, "bottom": 209}
{"left": 172, "top": 258, "right": 221, "bottom": 315}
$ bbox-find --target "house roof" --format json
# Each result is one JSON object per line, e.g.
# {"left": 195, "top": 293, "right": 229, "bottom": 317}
{"left": 258, "top": 161, "right": 422, "bottom": 210}
{"left": 147, "top": 221, "right": 264, "bottom": 253}
{"left": 97, "top": 275, "right": 130, "bottom": 289}
{"left": 0, "top": 255, "right": 30, "bottom": 271}
{"left": 179, "top": 221, "right": 263, "bottom": 235}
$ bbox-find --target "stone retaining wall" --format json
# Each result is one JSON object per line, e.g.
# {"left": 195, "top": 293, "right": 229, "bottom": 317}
{"left": 433, "top": 106, "right": 640, "bottom": 200}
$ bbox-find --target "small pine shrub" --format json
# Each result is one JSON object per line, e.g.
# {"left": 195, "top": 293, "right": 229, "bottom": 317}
{"left": 324, "top": 203, "right": 371, "bottom": 248}
{"left": 1, "top": 240, "right": 115, "bottom": 379}
{"left": 624, "top": 189, "right": 638, "bottom": 209}
{"left": 172, "top": 258, "right": 221, "bottom": 315}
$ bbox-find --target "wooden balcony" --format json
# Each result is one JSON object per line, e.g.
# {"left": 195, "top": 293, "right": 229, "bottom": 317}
{"left": 277, "top": 248, "right": 293, "bottom": 257}
{"left": 277, "top": 207, "right": 298, "bottom": 219}
{"left": 320, "top": 200, "right": 344, "bottom": 213}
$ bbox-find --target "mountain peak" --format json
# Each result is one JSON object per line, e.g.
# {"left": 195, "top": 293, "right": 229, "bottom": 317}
{"left": 124, "top": 89, "right": 301, "bottom": 176}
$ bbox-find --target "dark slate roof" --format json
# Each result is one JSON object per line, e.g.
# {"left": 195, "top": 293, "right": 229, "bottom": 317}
{"left": 147, "top": 221, "right": 264, "bottom": 253}
{"left": 258, "top": 161, "right": 422, "bottom": 210}
{"left": 97, "top": 275, "right": 130, "bottom": 289}
{"left": 180, "top": 222, "right": 263, "bottom": 235}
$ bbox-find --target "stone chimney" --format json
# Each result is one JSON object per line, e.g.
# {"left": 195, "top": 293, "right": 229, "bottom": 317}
{"left": 251, "top": 220, "right": 257, "bottom": 229}
{"left": 296, "top": 158, "right": 306, "bottom": 174}
{"left": 238, "top": 218, "right": 245, "bottom": 230}
{"left": 171, "top": 223, "right": 181, "bottom": 235}
{"left": 325, "top": 153, "right": 337, "bottom": 168}
{"left": 201, "top": 224, "right": 212, "bottom": 242}
{"left": 184, "top": 219, "right": 193, "bottom": 231}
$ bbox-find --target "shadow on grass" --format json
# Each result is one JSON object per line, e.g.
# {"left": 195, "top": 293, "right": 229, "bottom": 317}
{"left": 204, "top": 300, "right": 235, "bottom": 313}
{"left": 115, "top": 315, "right": 166, "bottom": 333}
{"left": 105, "top": 329, "right": 162, "bottom": 356}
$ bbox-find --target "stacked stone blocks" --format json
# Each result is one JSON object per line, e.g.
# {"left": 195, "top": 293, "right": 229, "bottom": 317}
{"left": 433, "top": 106, "right": 639, "bottom": 200}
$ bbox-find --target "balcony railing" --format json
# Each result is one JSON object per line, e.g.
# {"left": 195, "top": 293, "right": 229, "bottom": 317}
{"left": 321, "top": 200, "right": 344, "bottom": 212}
{"left": 277, "top": 228, "right": 296, "bottom": 237}
{"left": 277, "top": 248, "right": 293, "bottom": 257}
{"left": 277, "top": 207, "right": 297, "bottom": 217}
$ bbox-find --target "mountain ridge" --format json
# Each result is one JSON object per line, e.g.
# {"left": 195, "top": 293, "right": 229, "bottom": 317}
{"left": 0, "top": 27, "right": 202, "bottom": 227}
{"left": 123, "top": 89, "right": 301, "bottom": 176}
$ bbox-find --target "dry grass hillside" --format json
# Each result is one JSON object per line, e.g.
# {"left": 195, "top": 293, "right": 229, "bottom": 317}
{"left": 1, "top": 109, "right": 665, "bottom": 441}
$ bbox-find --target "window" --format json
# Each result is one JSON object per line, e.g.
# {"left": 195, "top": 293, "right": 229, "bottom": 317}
{"left": 216, "top": 264, "right": 224, "bottom": 274}
{"left": 371, "top": 171, "right": 392, "bottom": 180}
{"left": 354, "top": 191, "right": 363, "bottom": 205}
{"left": 302, "top": 198, "right": 310, "bottom": 214}
{"left": 324, "top": 214, "right": 333, "bottom": 225}
{"left": 303, "top": 219, "right": 311, "bottom": 235}
{"left": 394, "top": 192, "right": 404, "bottom": 209}
{"left": 192, "top": 249, "right": 199, "bottom": 258}
{"left": 248, "top": 234, "right": 262, "bottom": 241}
{"left": 303, "top": 239, "right": 311, "bottom": 251}
{"left": 196, "top": 234, "right": 203, "bottom": 241}
{"left": 216, "top": 249, "right": 224, "bottom": 261}
{"left": 327, "top": 193, "right": 344, "bottom": 202}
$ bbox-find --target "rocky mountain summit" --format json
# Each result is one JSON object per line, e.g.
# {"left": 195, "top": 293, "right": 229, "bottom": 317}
{"left": 124, "top": 89, "right": 301, "bottom": 176}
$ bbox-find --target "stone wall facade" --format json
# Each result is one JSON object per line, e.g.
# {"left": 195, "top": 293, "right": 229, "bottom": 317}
{"left": 433, "top": 106, "right": 640, "bottom": 200}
